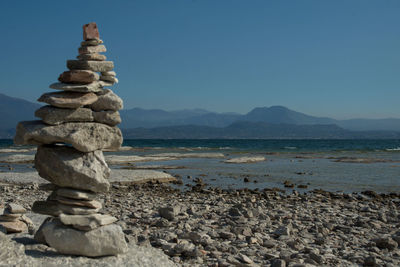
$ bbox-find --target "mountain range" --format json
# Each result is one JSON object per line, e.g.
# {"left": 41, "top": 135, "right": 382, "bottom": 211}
{"left": 119, "top": 105, "right": 400, "bottom": 132}
{"left": 1, "top": 93, "right": 399, "bottom": 139}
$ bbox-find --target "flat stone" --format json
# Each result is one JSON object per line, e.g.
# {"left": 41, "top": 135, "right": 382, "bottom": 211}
{"left": 0, "top": 214, "right": 21, "bottom": 222}
{"left": 59, "top": 214, "right": 118, "bottom": 231}
{"left": 35, "top": 145, "right": 111, "bottom": 192}
{"left": 56, "top": 197, "right": 102, "bottom": 209}
{"left": 79, "top": 45, "right": 106, "bottom": 54}
{"left": 35, "top": 106, "right": 94, "bottom": 125}
{"left": 49, "top": 81, "right": 103, "bottom": 93}
{"left": 102, "top": 71, "right": 116, "bottom": 76}
{"left": 67, "top": 60, "right": 114, "bottom": 72}
{"left": 32, "top": 200, "right": 100, "bottom": 216}
{"left": 37, "top": 91, "right": 98, "bottom": 109}
{"left": 0, "top": 220, "right": 27, "bottom": 233}
{"left": 83, "top": 22, "right": 100, "bottom": 40}
{"left": 81, "top": 39, "right": 103, "bottom": 46}
{"left": 77, "top": 53, "right": 107, "bottom": 61}
{"left": 14, "top": 121, "right": 123, "bottom": 152}
{"left": 41, "top": 219, "right": 127, "bottom": 257}
{"left": 56, "top": 188, "right": 96, "bottom": 200}
{"left": 58, "top": 70, "right": 99, "bottom": 84}
{"left": 32, "top": 201, "right": 61, "bottom": 216}
{"left": 89, "top": 89, "right": 123, "bottom": 111}
{"left": 35, "top": 106, "right": 121, "bottom": 126}
{"left": 6, "top": 203, "right": 26, "bottom": 214}
{"left": 100, "top": 75, "right": 118, "bottom": 84}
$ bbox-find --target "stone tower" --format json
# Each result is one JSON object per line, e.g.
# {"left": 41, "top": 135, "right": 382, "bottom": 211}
{"left": 14, "top": 22, "right": 127, "bottom": 256}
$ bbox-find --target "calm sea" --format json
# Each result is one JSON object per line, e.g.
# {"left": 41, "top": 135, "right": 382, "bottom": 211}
{"left": 1, "top": 139, "right": 400, "bottom": 152}
{"left": 1, "top": 139, "right": 399, "bottom": 193}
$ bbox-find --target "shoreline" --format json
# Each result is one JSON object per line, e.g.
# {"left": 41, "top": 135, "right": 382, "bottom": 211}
{"left": 1, "top": 182, "right": 399, "bottom": 266}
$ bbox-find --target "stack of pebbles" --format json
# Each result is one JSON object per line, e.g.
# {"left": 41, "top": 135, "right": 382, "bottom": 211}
{"left": 0, "top": 203, "right": 33, "bottom": 234}
{"left": 14, "top": 22, "right": 127, "bottom": 257}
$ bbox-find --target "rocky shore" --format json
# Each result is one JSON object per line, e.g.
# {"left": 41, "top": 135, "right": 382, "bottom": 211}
{"left": 1, "top": 182, "right": 399, "bottom": 266}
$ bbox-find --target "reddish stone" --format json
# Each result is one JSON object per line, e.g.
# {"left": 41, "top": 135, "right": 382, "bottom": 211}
{"left": 83, "top": 22, "right": 100, "bottom": 40}
{"left": 58, "top": 70, "right": 99, "bottom": 84}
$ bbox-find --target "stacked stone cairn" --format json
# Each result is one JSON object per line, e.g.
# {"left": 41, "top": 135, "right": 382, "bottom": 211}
{"left": 14, "top": 22, "right": 127, "bottom": 257}
{"left": 0, "top": 203, "right": 33, "bottom": 234}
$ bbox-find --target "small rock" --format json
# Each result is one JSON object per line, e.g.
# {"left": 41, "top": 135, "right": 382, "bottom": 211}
{"left": 83, "top": 22, "right": 100, "bottom": 40}
{"left": 374, "top": 237, "right": 398, "bottom": 250}
{"left": 158, "top": 206, "right": 180, "bottom": 221}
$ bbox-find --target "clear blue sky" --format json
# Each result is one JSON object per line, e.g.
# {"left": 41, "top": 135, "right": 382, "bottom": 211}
{"left": 0, "top": 0, "right": 399, "bottom": 119}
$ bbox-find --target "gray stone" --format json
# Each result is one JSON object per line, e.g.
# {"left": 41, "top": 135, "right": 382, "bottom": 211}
{"left": 6, "top": 203, "right": 26, "bottom": 214}
{"left": 0, "top": 214, "right": 21, "bottom": 222}
{"left": 274, "top": 225, "right": 292, "bottom": 236}
{"left": 81, "top": 39, "right": 103, "bottom": 46}
{"left": 14, "top": 121, "right": 123, "bottom": 152}
{"left": 374, "top": 237, "right": 398, "bottom": 250}
{"left": 35, "top": 106, "right": 121, "bottom": 126}
{"left": 89, "top": 89, "right": 123, "bottom": 111}
{"left": 41, "top": 219, "right": 127, "bottom": 257}
{"left": 159, "top": 206, "right": 180, "bottom": 221}
{"left": 32, "top": 201, "right": 62, "bottom": 216}
{"left": 100, "top": 75, "right": 118, "bottom": 84}
{"left": 7, "top": 230, "right": 175, "bottom": 266}
{"left": 56, "top": 188, "right": 96, "bottom": 200}
{"left": 67, "top": 60, "right": 114, "bottom": 72}
{"left": 35, "top": 106, "right": 94, "bottom": 125}
{"left": 32, "top": 200, "right": 100, "bottom": 216}
{"left": 77, "top": 53, "right": 107, "bottom": 61}
{"left": 271, "top": 259, "right": 286, "bottom": 267}
{"left": 35, "top": 145, "right": 110, "bottom": 192}
{"left": 0, "top": 220, "right": 27, "bottom": 233}
{"left": 49, "top": 81, "right": 105, "bottom": 93}
{"left": 79, "top": 45, "right": 106, "bottom": 54}
{"left": 56, "top": 196, "right": 102, "bottom": 209}
{"left": 92, "top": 110, "right": 121, "bottom": 126}
{"left": 37, "top": 91, "right": 98, "bottom": 109}
{"left": 59, "top": 214, "right": 118, "bottom": 231}
{"left": 237, "top": 253, "right": 253, "bottom": 264}
{"left": 101, "top": 71, "right": 116, "bottom": 76}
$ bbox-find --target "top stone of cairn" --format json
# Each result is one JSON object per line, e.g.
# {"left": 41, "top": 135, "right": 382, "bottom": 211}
{"left": 83, "top": 22, "right": 99, "bottom": 41}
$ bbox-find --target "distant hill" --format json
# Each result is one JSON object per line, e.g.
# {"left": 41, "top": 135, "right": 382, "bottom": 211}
{"left": 0, "top": 93, "right": 399, "bottom": 139}
{"left": 123, "top": 121, "right": 400, "bottom": 139}
{"left": 121, "top": 105, "right": 400, "bottom": 132}
{"left": 0, "top": 93, "right": 41, "bottom": 138}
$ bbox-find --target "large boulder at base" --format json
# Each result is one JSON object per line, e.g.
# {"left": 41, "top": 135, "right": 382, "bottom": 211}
{"left": 35, "top": 145, "right": 110, "bottom": 192}
{"left": 37, "top": 91, "right": 98, "bottom": 109}
{"left": 35, "top": 106, "right": 121, "bottom": 126}
{"left": 89, "top": 89, "right": 123, "bottom": 111}
{"left": 41, "top": 219, "right": 127, "bottom": 257}
{"left": 14, "top": 121, "right": 122, "bottom": 152}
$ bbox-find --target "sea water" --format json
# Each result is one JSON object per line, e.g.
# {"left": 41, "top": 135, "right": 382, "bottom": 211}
{"left": 1, "top": 139, "right": 399, "bottom": 193}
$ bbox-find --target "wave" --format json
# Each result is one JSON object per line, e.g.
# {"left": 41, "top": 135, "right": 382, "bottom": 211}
{"left": 386, "top": 147, "right": 400, "bottom": 151}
